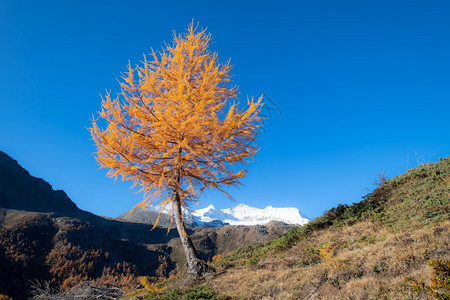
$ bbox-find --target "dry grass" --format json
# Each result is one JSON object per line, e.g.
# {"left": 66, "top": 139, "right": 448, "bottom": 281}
{"left": 209, "top": 221, "right": 449, "bottom": 299}
{"left": 201, "top": 159, "right": 450, "bottom": 299}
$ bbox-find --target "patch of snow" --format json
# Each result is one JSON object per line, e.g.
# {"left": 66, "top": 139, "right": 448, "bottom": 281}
{"left": 192, "top": 203, "right": 309, "bottom": 226}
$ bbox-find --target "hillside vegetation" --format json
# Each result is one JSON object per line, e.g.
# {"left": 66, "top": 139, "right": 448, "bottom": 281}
{"left": 140, "top": 158, "right": 449, "bottom": 299}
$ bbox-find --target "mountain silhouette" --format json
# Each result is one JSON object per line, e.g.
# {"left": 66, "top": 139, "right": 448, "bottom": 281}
{"left": 0, "top": 151, "right": 79, "bottom": 216}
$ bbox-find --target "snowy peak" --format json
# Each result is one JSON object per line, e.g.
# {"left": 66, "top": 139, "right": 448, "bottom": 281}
{"left": 192, "top": 203, "right": 309, "bottom": 226}
{"left": 193, "top": 205, "right": 235, "bottom": 222}
{"left": 120, "top": 203, "right": 309, "bottom": 227}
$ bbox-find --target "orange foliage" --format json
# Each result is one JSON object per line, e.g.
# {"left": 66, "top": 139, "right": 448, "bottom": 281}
{"left": 90, "top": 22, "right": 262, "bottom": 224}
{"left": 212, "top": 254, "right": 223, "bottom": 262}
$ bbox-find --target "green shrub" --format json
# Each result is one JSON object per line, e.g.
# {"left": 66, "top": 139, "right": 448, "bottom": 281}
{"left": 183, "top": 285, "right": 227, "bottom": 299}
{"left": 413, "top": 259, "right": 450, "bottom": 300}
{"left": 137, "top": 285, "right": 228, "bottom": 300}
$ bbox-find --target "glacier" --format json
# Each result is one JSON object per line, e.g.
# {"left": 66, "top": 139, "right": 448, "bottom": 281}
{"left": 138, "top": 203, "right": 309, "bottom": 227}
{"left": 191, "top": 203, "right": 309, "bottom": 226}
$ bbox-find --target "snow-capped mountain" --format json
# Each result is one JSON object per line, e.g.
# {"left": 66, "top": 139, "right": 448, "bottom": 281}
{"left": 119, "top": 203, "right": 309, "bottom": 227}
{"left": 192, "top": 204, "right": 309, "bottom": 226}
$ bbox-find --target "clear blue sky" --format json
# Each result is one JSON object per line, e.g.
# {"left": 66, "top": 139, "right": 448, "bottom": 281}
{"left": 1, "top": 1, "right": 449, "bottom": 219}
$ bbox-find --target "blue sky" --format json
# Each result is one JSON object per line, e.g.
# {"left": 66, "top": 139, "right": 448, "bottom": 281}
{"left": 1, "top": 1, "right": 449, "bottom": 219}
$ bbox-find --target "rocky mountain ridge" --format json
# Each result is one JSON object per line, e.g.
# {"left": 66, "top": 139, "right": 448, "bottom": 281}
{"left": 0, "top": 151, "right": 80, "bottom": 216}
{"left": 118, "top": 203, "right": 309, "bottom": 227}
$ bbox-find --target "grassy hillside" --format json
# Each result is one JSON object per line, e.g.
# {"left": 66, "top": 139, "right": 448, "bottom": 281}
{"left": 139, "top": 158, "right": 449, "bottom": 299}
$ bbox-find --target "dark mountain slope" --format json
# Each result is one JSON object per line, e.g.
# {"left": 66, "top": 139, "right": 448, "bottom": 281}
{"left": 0, "top": 151, "right": 294, "bottom": 299}
{"left": 169, "top": 221, "right": 295, "bottom": 264}
{"left": 0, "top": 151, "right": 80, "bottom": 216}
{"left": 0, "top": 151, "right": 178, "bottom": 299}
{"left": 0, "top": 212, "right": 176, "bottom": 299}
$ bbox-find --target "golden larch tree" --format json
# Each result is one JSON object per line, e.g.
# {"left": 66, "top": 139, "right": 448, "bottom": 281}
{"left": 90, "top": 23, "right": 262, "bottom": 277}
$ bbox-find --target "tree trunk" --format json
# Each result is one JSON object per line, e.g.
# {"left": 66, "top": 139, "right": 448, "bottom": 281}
{"left": 172, "top": 190, "right": 208, "bottom": 278}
